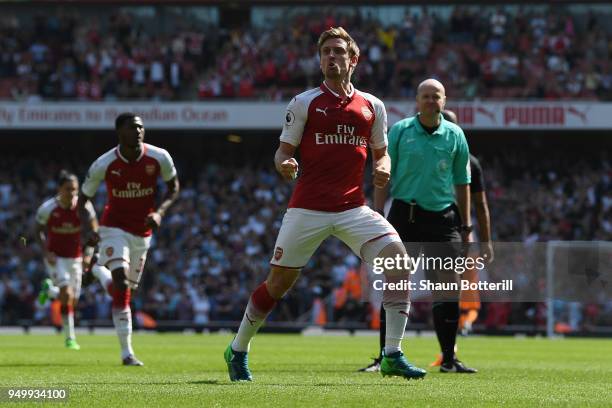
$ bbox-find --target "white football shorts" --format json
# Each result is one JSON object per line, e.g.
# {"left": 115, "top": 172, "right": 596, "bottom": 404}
{"left": 270, "top": 206, "right": 400, "bottom": 268}
{"left": 44, "top": 257, "right": 83, "bottom": 299}
{"left": 97, "top": 226, "right": 152, "bottom": 289}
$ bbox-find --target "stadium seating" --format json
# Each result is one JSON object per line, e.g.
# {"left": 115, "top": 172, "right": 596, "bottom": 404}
{"left": 0, "top": 5, "right": 610, "bottom": 101}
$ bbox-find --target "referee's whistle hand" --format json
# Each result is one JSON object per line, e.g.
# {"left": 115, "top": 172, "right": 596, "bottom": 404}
{"left": 372, "top": 167, "right": 390, "bottom": 188}
{"left": 482, "top": 241, "right": 495, "bottom": 263}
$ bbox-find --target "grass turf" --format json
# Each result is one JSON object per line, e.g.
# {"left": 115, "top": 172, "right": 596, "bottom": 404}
{"left": 0, "top": 333, "right": 610, "bottom": 407}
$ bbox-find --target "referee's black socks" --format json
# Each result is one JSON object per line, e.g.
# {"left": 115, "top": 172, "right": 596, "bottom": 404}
{"left": 433, "top": 301, "right": 460, "bottom": 363}
{"left": 378, "top": 306, "right": 386, "bottom": 360}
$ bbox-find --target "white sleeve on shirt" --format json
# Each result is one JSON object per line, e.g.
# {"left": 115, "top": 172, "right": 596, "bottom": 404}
{"left": 158, "top": 149, "right": 178, "bottom": 181}
{"left": 366, "top": 94, "right": 388, "bottom": 149}
{"left": 81, "top": 158, "right": 106, "bottom": 198}
{"left": 279, "top": 96, "right": 308, "bottom": 147}
{"left": 35, "top": 199, "right": 54, "bottom": 226}
{"left": 146, "top": 144, "right": 178, "bottom": 182}
{"left": 83, "top": 200, "right": 97, "bottom": 220}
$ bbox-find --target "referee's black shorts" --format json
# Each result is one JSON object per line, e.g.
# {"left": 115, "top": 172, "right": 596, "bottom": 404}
{"left": 388, "top": 199, "right": 464, "bottom": 300}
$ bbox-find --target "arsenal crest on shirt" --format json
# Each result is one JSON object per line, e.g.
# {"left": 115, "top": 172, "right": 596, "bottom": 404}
{"left": 361, "top": 106, "right": 373, "bottom": 121}
{"left": 145, "top": 164, "right": 156, "bottom": 175}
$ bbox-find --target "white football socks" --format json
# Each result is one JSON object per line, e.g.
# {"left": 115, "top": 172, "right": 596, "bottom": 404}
{"left": 383, "top": 302, "right": 411, "bottom": 356}
{"left": 232, "top": 299, "right": 269, "bottom": 352}
{"left": 112, "top": 307, "right": 134, "bottom": 359}
{"left": 62, "top": 312, "right": 75, "bottom": 341}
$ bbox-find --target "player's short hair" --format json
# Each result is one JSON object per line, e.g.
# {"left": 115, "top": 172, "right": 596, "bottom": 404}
{"left": 57, "top": 170, "right": 78, "bottom": 186}
{"left": 115, "top": 112, "right": 138, "bottom": 130}
{"left": 317, "top": 27, "right": 360, "bottom": 59}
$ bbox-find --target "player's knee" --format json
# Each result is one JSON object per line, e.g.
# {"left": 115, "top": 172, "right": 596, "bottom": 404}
{"left": 60, "top": 303, "right": 70, "bottom": 315}
{"left": 110, "top": 267, "right": 129, "bottom": 290}
{"left": 376, "top": 242, "right": 408, "bottom": 278}
{"left": 267, "top": 266, "right": 300, "bottom": 299}
{"left": 58, "top": 286, "right": 71, "bottom": 305}
{"left": 265, "top": 277, "right": 291, "bottom": 299}
{"left": 362, "top": 235, "right": 405, "bottom": 266}
{"left": 265, "top": 280, "right": 288, "bottom": 299}
{"left": 377, "top": 241, "right": 407, "bottom": 259}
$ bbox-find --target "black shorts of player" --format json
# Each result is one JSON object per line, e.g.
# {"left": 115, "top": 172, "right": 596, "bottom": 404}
{"left": 387, "top": 199, "right": 463, "bottom": 301}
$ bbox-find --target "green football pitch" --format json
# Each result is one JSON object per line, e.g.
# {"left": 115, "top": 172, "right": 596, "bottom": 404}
{"left": 0, "top": 333, "right": 610, "bottom": 407}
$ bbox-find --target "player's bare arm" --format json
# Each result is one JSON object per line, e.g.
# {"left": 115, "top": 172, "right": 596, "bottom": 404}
{"left": 455, "top": 184, "right": 471, "bottom": 242}
{"left": 35, "top": 222, "right": 56, "bottom": 265}
{"left": 371, "top": 146, "right": 391, "bottom": 189}
{"left": 274, "top": 142, "right": 298, "bottom": 181}
{"left": 77, "top": 192, "right": 99, "bottom": 246}
{"left": 145, "top": 175, "right": 180, "bottom": 229}
{"left": 373, "top": 184, "right": 389, "bottom": 216}
{"left": 371, "top": 146, "right": 390, "bottom": 213}
{"left": 82, "top": 215, "right": 99, "bottom": 267}
{"left": 474, "top": 190, "right": 494, "bottom": 262}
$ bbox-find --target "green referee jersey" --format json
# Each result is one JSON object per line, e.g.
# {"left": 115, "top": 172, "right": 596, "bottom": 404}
{"left": 387, "top": 113, "right": 471, "bottom": 212}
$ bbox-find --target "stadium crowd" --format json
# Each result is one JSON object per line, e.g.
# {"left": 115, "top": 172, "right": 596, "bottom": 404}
{"left": 0, "top": 144, "right": 610, "bottom": 331}
{"left": 1, "top": 4, "right": 611, "bottom": 101}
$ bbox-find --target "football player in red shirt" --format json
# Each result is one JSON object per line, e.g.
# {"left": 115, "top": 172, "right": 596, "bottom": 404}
{"left": 36, "top": 170, "right": 97, "bottom": 350}
{"left": 224, "top": 27, "right": 426, "bottom": 382}
{"left": 79, "top": 113, "right": 180, "bottom": 366}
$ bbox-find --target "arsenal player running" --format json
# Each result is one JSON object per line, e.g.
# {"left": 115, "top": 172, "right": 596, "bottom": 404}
{"left": 224, "top": 27, "right": 426, "bottom": 382}
{"left": 79, "top": 113, "right": 179, "bottom": 366}
{"left": 36, "top": 170, "right": 97, "bottom": 350}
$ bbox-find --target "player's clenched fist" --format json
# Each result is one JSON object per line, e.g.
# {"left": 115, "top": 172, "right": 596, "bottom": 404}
{"left": 145, "top": 212, "right": 163, "bottom": 229}
{"left": 279, "top": 158, "right": 299, "bottom": 181}
{"left": 373, "top": 166, "right": 390, "bottom": 188}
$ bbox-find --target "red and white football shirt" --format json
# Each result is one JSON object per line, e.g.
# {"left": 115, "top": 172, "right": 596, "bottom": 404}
{"left": 280, "top": 82, "right": 387, "bottom": 212}
{"left": 81, "top": 143, "right": 177, "bottom": 237}
{"left": 36, "top": 197, "right": 95, "bottom": 258}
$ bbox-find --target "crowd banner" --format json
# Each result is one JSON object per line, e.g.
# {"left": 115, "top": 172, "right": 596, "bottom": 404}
{"left": 0, "top": 101, "right": 610, "bottom": 130}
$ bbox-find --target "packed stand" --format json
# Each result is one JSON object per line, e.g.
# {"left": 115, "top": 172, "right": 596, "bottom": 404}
{"left": 1, "top": 5, "right": 611, "bottom": 101}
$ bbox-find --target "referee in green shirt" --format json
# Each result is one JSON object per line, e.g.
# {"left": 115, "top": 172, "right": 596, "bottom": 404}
{"left": 361, "top": 79, "right": 477, "bottom": 373}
